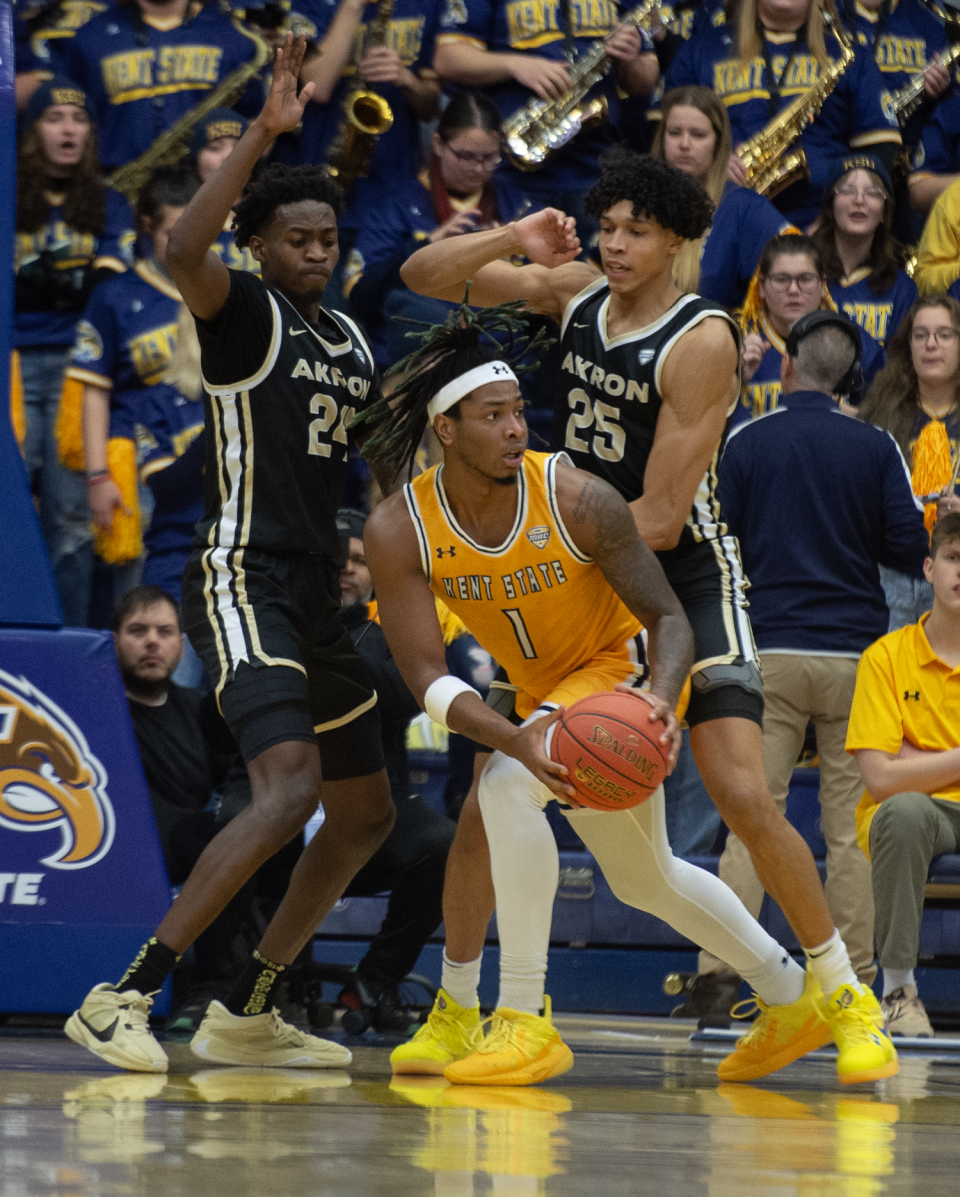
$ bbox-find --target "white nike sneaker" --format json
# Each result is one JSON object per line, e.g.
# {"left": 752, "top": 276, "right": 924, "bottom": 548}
{"left": 190, "top": 1001, "right": 353, "bottom": 1068}
{"left": 65, "top": 983, "right": 168, "bottom": 1073}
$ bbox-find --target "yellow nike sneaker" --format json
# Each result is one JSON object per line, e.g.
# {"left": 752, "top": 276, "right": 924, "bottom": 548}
{"left": 390, "top": 989, "right": 481, "bottom": 1076}
{"left": 717, "top": 967, "right": 833, "bottom": 1083}
{"left": 822, "top": 983, "right": 899, "bottom": 1085}
{"left": 443, "top": 996, "right": 574, "bottom": 1087}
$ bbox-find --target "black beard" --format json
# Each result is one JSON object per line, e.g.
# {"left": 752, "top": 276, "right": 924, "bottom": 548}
{"left": 493, "top": 473, "right": 519, "bottom": 487}
{"left": 123, "top": 671, "right": 170, "bottom": 703}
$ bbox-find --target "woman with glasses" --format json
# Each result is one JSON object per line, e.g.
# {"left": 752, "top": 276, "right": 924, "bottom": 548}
{"left": 738, "top": 233, "right": 884, "bottom": 430}
{"left": 859, "top": 295, "right": 960, "bottom": 626}
{"left": 651, "top": 86, "right": 790, "bottom": 309}
{"left": 346, "top": 90, "right": 503, "bottom": 367}
{"left": 812, "top": 155, "right": 918, "bottom": 348}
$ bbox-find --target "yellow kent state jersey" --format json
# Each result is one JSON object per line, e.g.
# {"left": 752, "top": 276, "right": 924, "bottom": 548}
{"left": 405, "top": 451, "right": 642, "bottom": 716}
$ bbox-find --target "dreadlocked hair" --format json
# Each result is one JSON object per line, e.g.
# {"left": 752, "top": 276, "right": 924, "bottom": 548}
{"left": 355, "top": 287, "right": 553, "bottom": 474}
{"left": 232, "top": 164, "right": 344, "bottom": 248}
{"left": 585, "top": 146, "right": 714, "bottom": 241}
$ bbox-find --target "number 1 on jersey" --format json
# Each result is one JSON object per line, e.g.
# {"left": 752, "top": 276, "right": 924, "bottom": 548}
{"left": 502, "top": 608, "right": 538, "bottom": 659}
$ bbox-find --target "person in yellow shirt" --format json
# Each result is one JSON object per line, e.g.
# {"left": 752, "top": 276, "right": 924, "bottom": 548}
{"left": 915, "top": 178, "right": 960, "bottom": 296}
{"left": 846, "top": 512, "right": 960, "bottom": 1038}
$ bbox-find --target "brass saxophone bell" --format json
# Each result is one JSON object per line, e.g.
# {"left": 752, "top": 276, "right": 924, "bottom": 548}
{"left": 347, "top": 89, "right": 394, "bottom": 138}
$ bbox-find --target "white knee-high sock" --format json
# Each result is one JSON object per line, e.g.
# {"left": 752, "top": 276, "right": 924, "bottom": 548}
{"left": 563, "top": 790, "right": 805, "bottom": 1009}
{"left": 477, "top": 750, "right": 558, "bottom": 1015}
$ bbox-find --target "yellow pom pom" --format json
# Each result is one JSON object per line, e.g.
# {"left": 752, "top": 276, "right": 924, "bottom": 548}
{"left": 56, "top": 376, "right": 87, "bottom": 471}
{"left": 911, "top": 418, "right": 953, "bottom": 534}
{"left": 9, "top": 351, "right": 25, "bottom": 452}
{"left": 94, "top": 437, "right": 143, "bottom": 565}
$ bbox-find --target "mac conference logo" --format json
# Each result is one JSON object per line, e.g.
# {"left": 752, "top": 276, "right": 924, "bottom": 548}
{"left": 0, "top": 669, "right": 114, "bottom": 869}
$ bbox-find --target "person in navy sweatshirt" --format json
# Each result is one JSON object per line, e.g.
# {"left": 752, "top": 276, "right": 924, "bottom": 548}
{"left": 691, "top": 310, "right": 929, "bottom": 1015}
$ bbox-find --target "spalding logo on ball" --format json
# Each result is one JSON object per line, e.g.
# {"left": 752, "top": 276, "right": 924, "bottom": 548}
{"left": 550, "top": 690, "right": 668, "bottom": 811}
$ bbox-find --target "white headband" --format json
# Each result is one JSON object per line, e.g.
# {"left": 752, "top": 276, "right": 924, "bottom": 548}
{"left": 426, "top": 361, "right": 519, "bottom": 421}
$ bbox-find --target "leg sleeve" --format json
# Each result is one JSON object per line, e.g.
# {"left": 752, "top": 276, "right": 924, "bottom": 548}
{"left": 564, "top": 788, "right": 787, "bottom": 981}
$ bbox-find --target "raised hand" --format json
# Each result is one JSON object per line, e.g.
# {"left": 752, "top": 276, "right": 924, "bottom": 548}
{"left": 513, "top": 207, "right": 580, "bottom": 267}
{"left": 258, "top": 33, "right": 316, "bottom": 137}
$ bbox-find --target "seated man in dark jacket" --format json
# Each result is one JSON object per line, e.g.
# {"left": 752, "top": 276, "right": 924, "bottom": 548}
{"left": 113, "top": 585, "right": 254, "bottom": 1027}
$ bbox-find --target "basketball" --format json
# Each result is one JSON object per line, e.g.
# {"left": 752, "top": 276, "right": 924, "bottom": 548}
{"left": 550, "top": 690, "right": 669, "bottom": 811}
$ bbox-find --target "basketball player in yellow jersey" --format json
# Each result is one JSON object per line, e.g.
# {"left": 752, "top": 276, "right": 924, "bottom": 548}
{"left": 358, "top": 302, "right": 867, "bottom": 1088}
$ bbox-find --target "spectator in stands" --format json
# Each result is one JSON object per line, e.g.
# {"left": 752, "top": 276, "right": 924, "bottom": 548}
{"left": 813, "top": 155, "right": 918, "bottom": 348}
{"left": 218, "top": 510, "right": 457, "bottom": 1031}
{"left": 843, "top": 0, "right": 951, "bottom": 189}
{"left": 686, "top": 312, "right": 929, "bottom": 1021}
{"left": 65, "top": 165, "right": 199, "bottom": 600}
{"left": 651, "top": 85, "right": 789, "bottom": 308}
{"left": 433, "top": 0, "right": 658, "bottom": 238}
{"left": 112, "top": 585, "right": 251, "bottom": 1029}
{"left": 909, "top": 94, "right": 960, "bottom": 215}
{"left": 859, "top": 295, "right": 960, "bottom": 628}
{"left": 63, "top": 0, "right": 264, "bottom": 171}
{"left": 14, "top": 76, "right": 134, "bottom": 626}
{"left": 346, "top": 90, "right": 502, "bottom": 367}
{"left": 297, "top": 0, "right": 442, "bottom": 307}
{"left": 662, "top": 0, "right": 903, "bottom": 226}
{"left": 915, "top": 177, "right": 960, "bottom": 295}
{"left": 739, "top": 233, "right": 883, "bottom": 427}
{"left": 188, "top": 107, "right": 260, "bottom": 275}
{"left": 846, "top": 512, "right": 960, "bottom": 1037}
{"left": 14, "top": 0, "right": 113, "bottom": 112}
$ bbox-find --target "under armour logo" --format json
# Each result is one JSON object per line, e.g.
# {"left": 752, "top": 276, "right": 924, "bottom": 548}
{"left": 437, "top": 546, "right": 456, "bottom": 558}
{"left": 904, "top": 690, "right": 920, "bottom": 701}
{"left": 491, "top": 365, "right": 509, "bottom": 375}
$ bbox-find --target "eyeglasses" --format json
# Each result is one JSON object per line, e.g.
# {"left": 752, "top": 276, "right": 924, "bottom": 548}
{"left": 911, "top": 327, "right": 959, "bottom": 345}
{"left": 764, "top": 272, "right": 823, "bottom": 293}
{"left": 441, "top": 146, "right": 502, "bottom": 169}
{"left": 835, "top": 185, "right": 886, "bottom": 204}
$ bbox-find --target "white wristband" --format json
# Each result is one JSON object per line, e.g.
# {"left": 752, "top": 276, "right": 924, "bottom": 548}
{"left": 424, "top": 675, "right": 480, "bottom": 731}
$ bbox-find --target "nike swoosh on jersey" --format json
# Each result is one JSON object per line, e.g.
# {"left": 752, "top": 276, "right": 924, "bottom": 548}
{"left": 79, "top": 1012, "right": 120, "bottom": 1042}
{"left": 573, "top": 322, "right": 590, "bottom": 328}
{"left": 290, "top": 328, "right": 307, "bottom": 335}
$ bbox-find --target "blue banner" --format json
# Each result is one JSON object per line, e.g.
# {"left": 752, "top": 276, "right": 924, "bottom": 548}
{"left": 0, "top": 0, "right": 62, "bottom": 628}
{"left": 0, "top": 628, "right": 171, "bottom": 1012}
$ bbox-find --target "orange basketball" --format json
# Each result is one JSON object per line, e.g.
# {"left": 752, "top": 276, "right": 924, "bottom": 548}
{"left": 550, "top": 690, "right": 668, "bottom": 811}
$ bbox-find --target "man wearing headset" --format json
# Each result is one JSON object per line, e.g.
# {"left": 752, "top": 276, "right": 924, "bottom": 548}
{"left": 693, "top": 311, "right": 931, "bottom": 1004}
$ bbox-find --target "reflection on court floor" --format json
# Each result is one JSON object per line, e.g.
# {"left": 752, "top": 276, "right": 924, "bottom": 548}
{"left": 2, "top": 1016, "right": 960, "bottom": 1195}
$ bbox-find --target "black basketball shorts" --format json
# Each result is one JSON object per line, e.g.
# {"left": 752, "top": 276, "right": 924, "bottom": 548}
{"left": 656, "top": 534, "right": 764, "bottom": 728}
{"left": 182, "top": 547, "right": 384, "bottom": 779}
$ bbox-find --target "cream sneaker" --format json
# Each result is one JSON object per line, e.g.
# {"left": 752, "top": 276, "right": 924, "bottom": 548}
{"left": 65, "top": 983, "right": 168, "bottom": 1073}
{"left": 190, "top": 1001, "right": 353, "bottom": 1067}
{"left": 880, "top": 985, "right": 934, "bottom": 1038}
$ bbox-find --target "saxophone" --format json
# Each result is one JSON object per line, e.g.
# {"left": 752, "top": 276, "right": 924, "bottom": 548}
{"left": 502, "top": 0, "right": 662, "bottom": 172}
{"left": 735, "top": 11, "right": 855, "bottom": 198}
{"left": 109, "top": 19, "right": 271, "bottom": 203}
{"left": 324, "top": 0, "right": 395, "bottom": 195}
{"left": 892, "top": 40, "right": 960, "bottom": 126}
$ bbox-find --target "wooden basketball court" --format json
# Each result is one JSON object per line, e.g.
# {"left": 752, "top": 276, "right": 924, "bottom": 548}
{"left": 3, "top": 1014, "right": 958, "bottom": 1195}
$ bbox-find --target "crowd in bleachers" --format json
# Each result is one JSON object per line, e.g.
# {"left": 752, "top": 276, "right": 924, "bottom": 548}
{"left": 11, "top": 0, "right": 960, "bottom": 1035}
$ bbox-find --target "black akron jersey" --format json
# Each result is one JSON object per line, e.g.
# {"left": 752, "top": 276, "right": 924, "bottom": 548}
{"left": 552, "top": 279, "right": 741, "bottom": 547}
{"left": 195, "top": 270, "right": 378, "bottom": 559}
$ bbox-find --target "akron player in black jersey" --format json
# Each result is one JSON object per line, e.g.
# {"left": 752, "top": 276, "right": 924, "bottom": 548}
{"left": 399, "top": 150, "right": 896, "bottom": 1073}
{"left": 66, "top": 36, "right": 398, "bottom": 1074}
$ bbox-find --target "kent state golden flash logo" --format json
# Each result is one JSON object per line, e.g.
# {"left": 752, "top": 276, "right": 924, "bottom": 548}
{"left": 0, "top": 669, "right": 114, "bottom": 869}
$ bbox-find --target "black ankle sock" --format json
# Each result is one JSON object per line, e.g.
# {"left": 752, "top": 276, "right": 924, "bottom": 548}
{"left": 117, "top": 937, "right": 181, "bottom": 995}
{"left": 225, "top": 949, "right": 287, "bottom": 1016}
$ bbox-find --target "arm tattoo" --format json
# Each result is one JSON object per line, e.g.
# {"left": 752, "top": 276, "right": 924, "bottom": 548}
{"left": 573, "top": 476, "right": 694, "bottom": 707}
